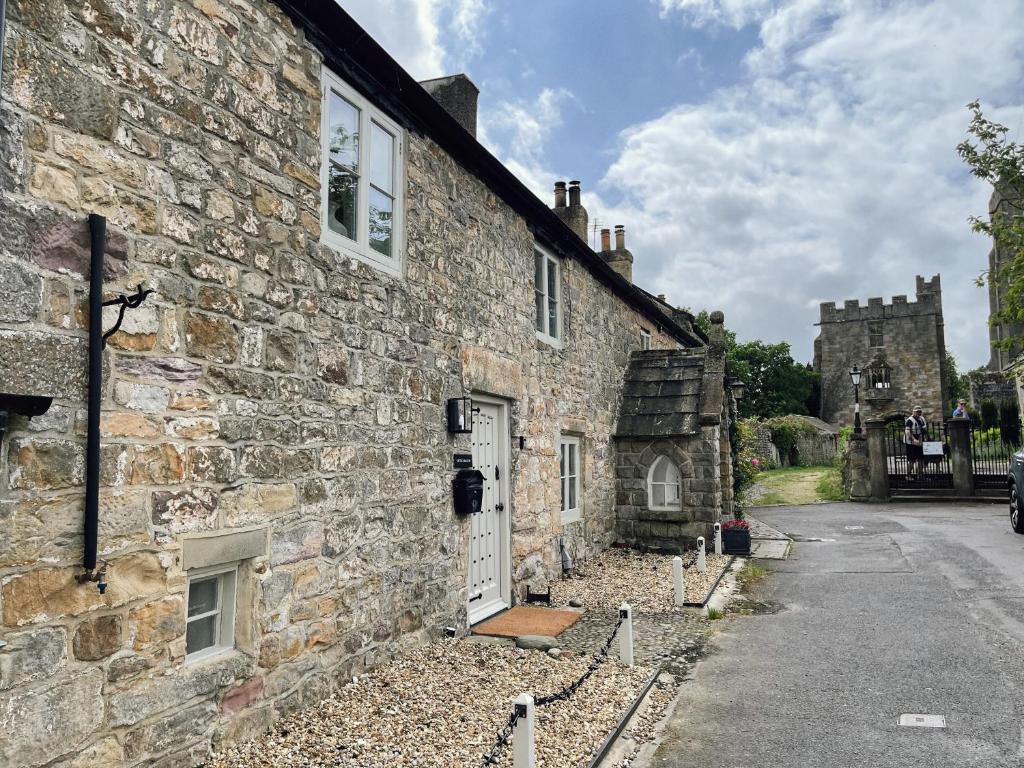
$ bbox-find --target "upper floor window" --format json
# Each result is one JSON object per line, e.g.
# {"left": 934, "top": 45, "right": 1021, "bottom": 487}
{"left": 868, "top": 321, "right": 883, "bottom": 348}
{"left": 535, "top": 245, "right": 561, "bottom": 345}
{"left": 640, "top": 329, "right": 652, "bottom": 350}
{"left": 321, "top": 68, "right": 404, "bottom": 275}
{"left": 648, "top": 455, "right": 681, "bottom": 511}
{"left": 868, "top": 360, "right": 891, "bottom": 390}
{"left": 560, "top": 436, "right": 581, "bottom": 523}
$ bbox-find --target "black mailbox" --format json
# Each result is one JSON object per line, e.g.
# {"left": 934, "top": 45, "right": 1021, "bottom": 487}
{"left": 453, "top": 469, "right": 485, "bottom": 516}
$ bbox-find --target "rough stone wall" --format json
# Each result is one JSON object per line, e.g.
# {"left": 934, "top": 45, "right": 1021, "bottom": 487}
{"left": 814, "top": 275, "right": 947, "bottom": 427}
{"left": 613, "top": 431, "right": 721, "bottom": 550}
{"left": 0, "top": 1, "right": 685, "bottom": 765}
{"left": 842, "top": 435, "right": 870, "bottom": 501}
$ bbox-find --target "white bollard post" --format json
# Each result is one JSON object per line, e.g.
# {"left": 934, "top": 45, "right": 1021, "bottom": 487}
{"left": 672, "top": 556, "right": 685, "bottom": 606}
{"left": 697, "top": 536, "right": 707, "bottom": 573}
{"left": 513, "top": 693, "right": 535, "bottom": 768}
{"left": 714, "top": 522, "right": 722, "bottom": 556}
{"left": 619, "top": 602, "right": 634, "bottom": 667}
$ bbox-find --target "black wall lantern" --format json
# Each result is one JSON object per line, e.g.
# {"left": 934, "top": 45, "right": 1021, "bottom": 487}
{"left": 0, "top": 393, "right": 53, "bottom": 446}
{"left": 447, "top": 396, "right": 474, "bottom": 433}
{"left": 728, "top": 378, "right": 746, "bottom": 401}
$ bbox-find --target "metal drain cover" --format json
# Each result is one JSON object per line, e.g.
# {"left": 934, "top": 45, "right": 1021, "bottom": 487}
{"left": 898, "top": 714, "right": 946, "bottom": 728}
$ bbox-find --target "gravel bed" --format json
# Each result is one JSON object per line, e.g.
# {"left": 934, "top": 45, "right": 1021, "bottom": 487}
{"left": 551, "top": 548, "right": 732, "bottom": 611}
{"left": 208, "top": 640, "right": 654, "bottom": 768}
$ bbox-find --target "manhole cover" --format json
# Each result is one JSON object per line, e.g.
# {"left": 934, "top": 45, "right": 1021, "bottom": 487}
{"left": 898, "top": 714, "right": 946, "bottom": 728}
{"left": 845, "top": 525, "right": 865, "bottom": 530}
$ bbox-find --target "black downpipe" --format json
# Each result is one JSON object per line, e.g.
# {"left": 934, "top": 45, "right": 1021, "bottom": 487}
{"left": 84, "top": 213, "right": 105, "bottom": 574}
{"left": 0, "top": 0, "right": 7, "bottom": 95}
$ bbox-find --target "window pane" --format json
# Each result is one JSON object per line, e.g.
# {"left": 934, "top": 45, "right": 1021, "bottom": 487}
{"left": 547, "top": 260, "right": 558, "bottom": 337}
{"left": 561, "top": 475, "right": 566, "bottom": 512}
{"left": 369, "top": 122, "right": 394, "bottom": 194}
{"left": 535, "top": 290, "right": 545, "bottom": 333}
{"left": 652, "top": 484, "right": 666, "bottom": 507}
{"left": 560, "top": 444, "right": 566, "bottom": 478}
{"left": 666, "top": 482, "right": 680, "bottom": 504}
{"left": 329, "top": 92, "right": 360, "bottom": 171}
{"left": 568, "top": 444, "right": 576, "bottom": 475}
{"left": 652, "top": 457, "right": 667, "bottom": 483}
{"left": 186, "top": 614, "right": 217, "bottom": 654}
{"left": 328, "top": 165, "right": 358, "bottom": 241}
{"left": 188, "top": 577, "right": 218, "bottom": 617}
{"left": 569, "top": 474, "right": 577, "bottom": 510}
{"left": 535, "top": 252, "right": 544, "bottom": 288}
{"left": 369, "top": 187, "right": 393, "bottom": 257}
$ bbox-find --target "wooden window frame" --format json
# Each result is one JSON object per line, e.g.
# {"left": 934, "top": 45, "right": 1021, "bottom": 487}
{"left": 647, "top": 455, "right": 682, "bottom": 512}
{"left": 535, "top": 244, "right": 562, "bottom": 347}
{"left": 640, "top": 329, "right": 652, "bottom": 350}
{"left": 320, "top": 67, "right": 405, "bottom": 277}
{"left": 185, "top": 564, "right": 238, "bottom": 664}
{"left": 560, "top": 435, "right": 581, "bottom": 524}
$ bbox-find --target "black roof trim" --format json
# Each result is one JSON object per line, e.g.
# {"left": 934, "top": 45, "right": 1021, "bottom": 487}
{"left": 273, "top": 0, "right": 702, "bottom": 348}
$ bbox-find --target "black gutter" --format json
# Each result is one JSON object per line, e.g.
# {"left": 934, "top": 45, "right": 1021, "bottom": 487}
{"left": 273, "top": 0, "right": 703, "bottom": 349}
{"left": 84, "top": 214, "right": 104, "bottom": 574}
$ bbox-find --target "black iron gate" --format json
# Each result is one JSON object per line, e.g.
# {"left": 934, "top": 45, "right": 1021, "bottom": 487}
{"left": 884, "top": 416, "right": 953, "bottom": 490}
{"left": 970, "top": 426, "right": 1017, "bottom": 491}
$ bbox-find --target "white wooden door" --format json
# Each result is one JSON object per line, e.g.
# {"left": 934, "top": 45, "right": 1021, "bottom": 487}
{"left": 468, "top": 398, "right": 510, "bottom": 624}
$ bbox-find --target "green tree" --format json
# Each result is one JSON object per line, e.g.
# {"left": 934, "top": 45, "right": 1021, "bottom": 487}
{"left": 691, "top": 309, "right": 818, "bottom": 418}
{"left": 944, "top": 349, "right": 968, "bottom": 408}
{"left": 957, "top": 101, "right": 1024, "bottom": 349}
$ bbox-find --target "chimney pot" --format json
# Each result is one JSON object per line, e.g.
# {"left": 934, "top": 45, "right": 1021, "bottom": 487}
{"left": 614, "top": 225, "right": 625, "bottom": 250}
{"left": 600, "top": 228, "right": 611, "bottom": 252}
{"left": 568, "top": 180, "right": 581, "bottom": 207}
{"left": 554, "top": 181, "right": 567, "bottom": 209}
{"left": 657, "top": 293, "right": 666, "bottom": 302}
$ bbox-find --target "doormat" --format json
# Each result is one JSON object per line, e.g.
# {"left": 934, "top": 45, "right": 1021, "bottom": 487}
{"left": 471, "top": 605, "right": 581, "bottom": 638}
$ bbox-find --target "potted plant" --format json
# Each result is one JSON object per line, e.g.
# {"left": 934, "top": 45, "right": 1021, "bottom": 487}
{"left": 721, "top": 510, "right": 752, "bottom": 556}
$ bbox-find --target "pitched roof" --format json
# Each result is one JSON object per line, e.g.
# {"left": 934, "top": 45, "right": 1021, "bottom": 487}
{"left": 615, "top": 350, "right": 706, "bottom": 437}
{"left": 272, "top": 0, "right": 703, "bottom": 348}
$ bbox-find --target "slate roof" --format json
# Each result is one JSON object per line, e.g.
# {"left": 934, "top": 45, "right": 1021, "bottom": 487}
{"left": 615, "top": 349, "right": 706, "bottom": 437}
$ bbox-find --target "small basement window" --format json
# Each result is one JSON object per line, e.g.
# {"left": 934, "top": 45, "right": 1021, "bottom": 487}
{"left": 648, "top": 455, "right": 682, "bottom": 511}
{"left": 186, "top": 565, "right": 237, "bottom": 663}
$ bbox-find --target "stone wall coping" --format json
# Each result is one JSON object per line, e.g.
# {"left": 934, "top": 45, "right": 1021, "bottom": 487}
{"left": 182, "top": 528, "right": 269, "bottom": 571}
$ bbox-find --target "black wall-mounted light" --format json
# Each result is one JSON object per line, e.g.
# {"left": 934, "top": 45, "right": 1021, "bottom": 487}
{"left": 0, "top": 393, "right": 53, "bottom": 446}
{"left": 728, "top": 378, "right": 746, "bottom": 401}
{"left": 447, "top": 396, "right": 474, "bottom": 433}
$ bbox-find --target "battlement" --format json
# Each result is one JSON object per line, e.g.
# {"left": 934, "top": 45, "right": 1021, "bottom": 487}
{"left": 818, "top": 275, "right": 942, "bottom": 323}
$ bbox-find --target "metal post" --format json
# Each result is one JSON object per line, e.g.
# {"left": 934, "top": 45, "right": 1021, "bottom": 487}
{"left": 513, "top": 693, "right": 535, "bottom": 768}
{"left": 853, "top": 382, "right": 862, "bottom": 435}
{"left": 696, "top": 536, "right": 706, "bottom": 573}
{"left": 672, "top": 556, "right": 685, "bottom": 606}
{"left": 713, "top": 522, "right": 722, "bottom": 555}
{"left": 618, "top": 603, "right": 634, "bottom": 667}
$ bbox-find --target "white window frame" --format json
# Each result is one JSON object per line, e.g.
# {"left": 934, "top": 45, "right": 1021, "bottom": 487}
{"left": 647, "top": 455, "right": 682, "bottom": 512}
{"left": 320, "top": 67, "right": 405, "bottom": 276}
{"left": 535, "top": 244, "right": 562, "bottom": 346}
{"left": 560, "top": 435, "right": 581, "bottom": 524}
{"left": 185, "top": 564, "right": 238, "bottom": 664}
{"left": 640, "top": 329, "right": 652, "bottom": 350}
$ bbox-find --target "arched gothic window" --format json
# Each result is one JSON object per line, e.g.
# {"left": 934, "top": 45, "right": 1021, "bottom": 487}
{"left": 647, "top": 455, "right": 682, "bottom": 511}
{"left": 868, "top": 360, "right": 891, "bottom": 390}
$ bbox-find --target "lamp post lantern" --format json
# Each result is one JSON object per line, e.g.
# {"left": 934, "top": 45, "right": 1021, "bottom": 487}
{"left": 849, "top": 365, "right": 862, "bottom": 434}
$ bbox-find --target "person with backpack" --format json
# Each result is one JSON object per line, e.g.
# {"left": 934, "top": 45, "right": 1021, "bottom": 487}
{"left": 904, "top": 406, "right": 928, "bottom": 479}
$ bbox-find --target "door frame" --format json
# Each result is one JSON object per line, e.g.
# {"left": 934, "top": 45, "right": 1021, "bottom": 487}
{"left": 468, "top": 392, "right": 512, "bottom": 624}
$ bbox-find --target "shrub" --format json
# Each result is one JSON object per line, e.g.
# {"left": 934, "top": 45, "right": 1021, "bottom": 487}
{"left": 764, "top": 415, "right": 819, "bottom": 467}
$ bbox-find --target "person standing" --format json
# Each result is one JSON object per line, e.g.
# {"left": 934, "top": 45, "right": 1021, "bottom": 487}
{"left": 952, "top": 399, "right": 970, "bottom": 419}
{"left": 904, "top": 406, "right": 929, "bottom": 478}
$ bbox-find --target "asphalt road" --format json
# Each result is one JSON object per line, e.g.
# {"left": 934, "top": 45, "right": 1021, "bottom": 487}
{"left": 651, "top": 501, "right": 1024, "bottom": 768}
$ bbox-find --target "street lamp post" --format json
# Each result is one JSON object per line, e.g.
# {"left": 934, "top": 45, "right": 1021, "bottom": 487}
{"left": 850, "top": 365, "right": 862, "bottom": 435}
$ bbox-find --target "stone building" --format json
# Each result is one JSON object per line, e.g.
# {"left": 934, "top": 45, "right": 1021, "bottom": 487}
{"left": 814, "top": 275, "right": 948, "bottom": 426}
{"left": 0, "top": 1, "right": 734, "bottom": 765}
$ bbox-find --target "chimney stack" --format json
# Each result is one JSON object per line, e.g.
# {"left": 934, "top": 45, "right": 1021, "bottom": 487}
{"left": 551, "top": 178, "right": 588, "bottom": 241}
{"left": 418, "top": 74, "right": 479, "bottom": 136}
{"left": 598, "top": 223, "right": 633, "bottom": 283}
{"left": 554, "top": 181, "right": 567, "bottom": 209}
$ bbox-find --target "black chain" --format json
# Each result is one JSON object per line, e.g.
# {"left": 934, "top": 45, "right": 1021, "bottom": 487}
{"left": 478, "top": 613, "right": 627, "bottom": 766}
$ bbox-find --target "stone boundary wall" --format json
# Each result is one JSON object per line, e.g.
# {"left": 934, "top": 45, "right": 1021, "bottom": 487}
{"left": 0, "top": 1, "right": 691, "bottom": 766}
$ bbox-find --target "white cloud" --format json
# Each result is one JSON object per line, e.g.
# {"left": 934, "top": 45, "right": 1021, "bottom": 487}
{"left": 599, "top": 0, "right": 1024, "bottom": 367}
{"left": 656, "top": 0, "right": 774, "bottom": 29}
{"left": 339, "top": 0, "right": 489, "bottom": 79}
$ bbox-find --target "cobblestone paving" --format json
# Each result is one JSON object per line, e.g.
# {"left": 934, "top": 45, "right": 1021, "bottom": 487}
{"left": 557, "top": 609, "right": 713, "bottom": 678}
{"left": 745, "top": 514, "right": 791, "bottom": 540}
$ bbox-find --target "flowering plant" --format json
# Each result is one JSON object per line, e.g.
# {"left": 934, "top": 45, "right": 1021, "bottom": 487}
{"left": 750, "top": 457, "right": 760, "bottom": 466}
{"left": 721, "top": 518, "right": 750, "bottom": 531}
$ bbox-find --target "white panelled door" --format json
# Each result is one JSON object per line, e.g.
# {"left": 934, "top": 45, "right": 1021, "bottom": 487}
{"left": 468, "top": 398, "right": 510, "bottom": 624}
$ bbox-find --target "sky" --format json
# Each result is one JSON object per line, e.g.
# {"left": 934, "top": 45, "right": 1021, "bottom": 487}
{"left": 341, "top": 0, "right": 1024, "bottom": 370}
